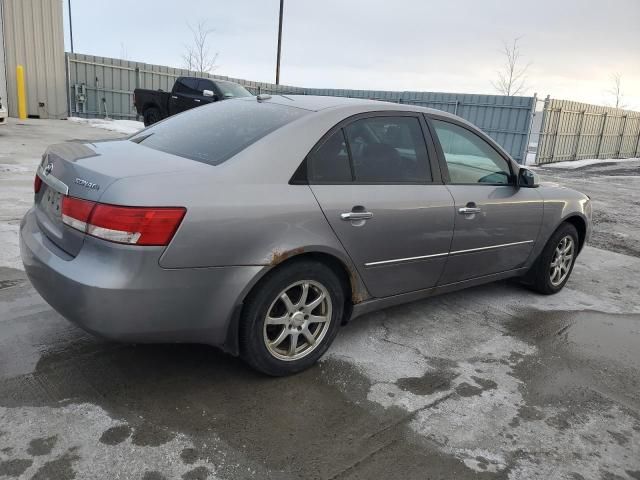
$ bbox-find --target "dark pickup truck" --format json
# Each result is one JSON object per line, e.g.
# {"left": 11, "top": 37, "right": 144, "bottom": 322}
{"left": 134, "top": 77, "right": 253, "bottom": 126}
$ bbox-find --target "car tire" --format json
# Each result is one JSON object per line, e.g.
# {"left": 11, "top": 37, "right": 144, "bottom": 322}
{"left": 239, "top": 260, "right": 345, "bottom": 376}
{"left": 528, "top": 223, "right": 579, "bottom": 295}
{"left": 143, "top": 107, "right": 161, "bottom": 126}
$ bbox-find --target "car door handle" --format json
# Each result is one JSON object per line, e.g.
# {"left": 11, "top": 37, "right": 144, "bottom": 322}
{"left": 458, "top": 207, "right": 481, "bottom": 215}
{"left": 171, "top": 95, "right": 178, "bottom": 99}
{"left": 194, "top": 98, "right": 201, "bottom": 102}
{"left": 341, "top": 211, "right": 373, "bottom": 221}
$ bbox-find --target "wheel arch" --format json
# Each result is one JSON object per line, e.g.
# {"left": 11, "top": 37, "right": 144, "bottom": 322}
{"left": 222, "top": 250, "right": 369, "bottom": 356}
{"left": 562, "top": 214, "right": 587, "bottom": 252}
{"left": 143, "top": 102, "right": 160, "bottom": 114}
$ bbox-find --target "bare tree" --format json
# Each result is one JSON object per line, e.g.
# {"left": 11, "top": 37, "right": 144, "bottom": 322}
{"left": 607, "top": 73, "right": 626, "bottom": 109}
{"left": 182, "top": 20, "right": 219, "bottom": 73}
{"left": 491, "top": 37, "right": 531, "bottom": 96}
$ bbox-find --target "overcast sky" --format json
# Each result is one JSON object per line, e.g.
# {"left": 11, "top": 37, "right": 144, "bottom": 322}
{"left": 63, "top": 0, "right": 640, "bottom": 109}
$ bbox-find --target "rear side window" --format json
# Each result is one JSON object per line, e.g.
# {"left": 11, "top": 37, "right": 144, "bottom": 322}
{"left": 174, "top": 78, "right": 200, "bottom": 95}
{"left": 131, "top": 100, "right": 308, "bottom": 165}
{"left": 308, "top": 115, "right": 431, "bottom": 184}
{"left": 345, "top": 117, "right": 431, "bottom": 182}
{"left": 307, "top": 130, "right": 352, "bottom": 182}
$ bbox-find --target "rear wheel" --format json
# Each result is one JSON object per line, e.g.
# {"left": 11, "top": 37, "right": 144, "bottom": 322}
{"left": 528, "top": 223, "right": 579, "bottom": 295}
{"left": 143, "top": 107, "right": 161, "bottom": 126}
{"left": 239, "top": 261, "right": 344, "bottom": 376}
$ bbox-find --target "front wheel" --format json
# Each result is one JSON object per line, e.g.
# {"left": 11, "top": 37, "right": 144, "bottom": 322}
{"left": 528, "top": 223, "right": 579, "bottom": 295}
{"left": 239, "top": 261, "right": 345, "bottom": 376}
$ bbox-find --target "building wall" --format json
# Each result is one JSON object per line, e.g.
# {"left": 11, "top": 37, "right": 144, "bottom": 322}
{"left": 1, "top": 0, "right": 67, "bottom": 119}
{"left": 0, "top": 0, "right": 8, "bottom": 112}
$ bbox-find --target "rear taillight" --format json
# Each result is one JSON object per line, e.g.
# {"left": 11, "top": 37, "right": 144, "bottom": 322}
{"left": 34, "top": 174, "right": 43, "bottom": 193}
{"left": 61, "top": 196, "right": 95, "bottom": 232}
{"left": 61, "top": 196, "right": 186, "bottom": 246}
{"left": 89, "top": 204, "right": 186, "bottom": 245}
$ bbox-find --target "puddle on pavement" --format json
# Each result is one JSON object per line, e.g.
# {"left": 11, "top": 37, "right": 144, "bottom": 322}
{"left": 0, "top": 279, "right": 23, "bottom": 290}
{"left": 507, "top": 310, "right": 640, "bottom": 369}
{"left": 506, "top": 309, "right": 640, "bottom": 411}
{"left": 396, "top": 370, "right": 458, "bottom": 396}
{"left": 0, "top": 342, "right": 503, "bottom": 479}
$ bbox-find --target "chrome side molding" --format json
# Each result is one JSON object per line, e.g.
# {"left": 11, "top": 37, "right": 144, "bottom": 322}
{"left": 365, "top": 240, "right": 534, "bottom": 268}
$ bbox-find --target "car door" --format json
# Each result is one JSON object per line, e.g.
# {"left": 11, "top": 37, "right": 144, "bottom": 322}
{"left": 427, "top": 116, "right": 543, "bottom": 285}
{"left": 307, "top": 113, "right": 455, "bottom": 298}
{"left": 170, "top": 77, "right": 203, "bottom": 114}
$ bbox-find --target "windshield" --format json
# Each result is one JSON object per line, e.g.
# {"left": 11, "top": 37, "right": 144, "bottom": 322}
{"left": 217, "top": 81, "right": 253, "bottom": 99}
{"left": 130, "top": 99, "right": 308, "bottom": 166}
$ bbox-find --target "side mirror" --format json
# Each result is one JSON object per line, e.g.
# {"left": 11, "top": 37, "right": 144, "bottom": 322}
{"left": 202, "top": 89, "right": 216, "bottom": 98}
{"left": 518, "top": 168, "right": 539, "bottom": 188}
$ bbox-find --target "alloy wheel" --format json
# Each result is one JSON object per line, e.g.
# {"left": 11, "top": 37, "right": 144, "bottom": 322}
{"left": 263, "top": 280, "right": 333, "bottom": 361}
{"left": 549, "top": 235, "right": 575, "bottom": 286}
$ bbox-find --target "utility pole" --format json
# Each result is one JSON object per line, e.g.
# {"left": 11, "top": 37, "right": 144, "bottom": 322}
{"left": 68, "top": 0, "right": 74, "bottom": 53}
{"left": 275, "top": 0, "right": 283, "bottom": 84}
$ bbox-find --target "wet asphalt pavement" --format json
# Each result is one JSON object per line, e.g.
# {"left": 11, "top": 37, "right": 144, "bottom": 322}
{"left": 1, "top": 120, "right": 639, "bottom": 479}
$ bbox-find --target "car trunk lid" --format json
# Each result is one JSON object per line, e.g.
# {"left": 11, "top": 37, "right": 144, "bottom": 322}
{"left": 34, "top": 139, "right": 203, "bottom": 256}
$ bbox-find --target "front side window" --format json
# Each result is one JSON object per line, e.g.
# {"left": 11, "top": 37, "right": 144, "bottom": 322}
{"left": 197, "top": 79, "right": 215, "bottom": 93}
{"left": 431, "top": 119, "right": 512, "bottom": 185}
{"left": 174, "top": 78, "right": 200, "bottom": 95}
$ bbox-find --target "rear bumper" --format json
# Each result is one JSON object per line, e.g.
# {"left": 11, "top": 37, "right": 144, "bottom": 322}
{"left": 20, "top": 208, "right": 262, "bottom": 346}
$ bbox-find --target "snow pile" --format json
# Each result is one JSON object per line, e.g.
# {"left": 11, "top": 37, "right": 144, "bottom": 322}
{"left": 68, "top": 117, "right": 144, "bottom": 135}
{"left": 536, "top": 157, "right": 639, "bottom": 169}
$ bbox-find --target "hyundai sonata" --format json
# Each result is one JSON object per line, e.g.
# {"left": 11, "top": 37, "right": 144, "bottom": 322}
{"left": 20, "top": 95, "right": 591, "bottom": 375}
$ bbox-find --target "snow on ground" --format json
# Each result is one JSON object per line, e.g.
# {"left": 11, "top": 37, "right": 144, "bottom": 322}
{"left": 67, "top": 117, "right": 144, "bottom": 136}
{"left": 525, "top": 152, "right": 536, "bottom": 165}
{"left": 531, "top": 156, "right": 639, "bottom": 169}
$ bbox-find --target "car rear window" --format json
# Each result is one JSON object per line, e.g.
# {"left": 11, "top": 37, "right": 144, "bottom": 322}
{"left": 130, "top": 99, "right": 308, "bottom": 166}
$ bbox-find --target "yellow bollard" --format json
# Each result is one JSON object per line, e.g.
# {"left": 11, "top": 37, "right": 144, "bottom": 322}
{"left": 16, "top": 65, "right": 27, "bottom": 120}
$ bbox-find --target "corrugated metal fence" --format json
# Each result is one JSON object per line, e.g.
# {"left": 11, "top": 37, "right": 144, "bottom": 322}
{"left": 66, "top": 52, "right": 303, "bottom": 120}
{"left": 306, "top": 88, "right": 536, "bottom": 164}
{"left": 66, "top": 52, "right": 535, "bottom": 163}
{"left": 536, "top": 98, "right": 640, "bottom": 164}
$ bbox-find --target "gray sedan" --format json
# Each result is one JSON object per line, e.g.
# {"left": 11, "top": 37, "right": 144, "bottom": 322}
{"left": 20, "top": 95, "right": 592, "bottom": 375}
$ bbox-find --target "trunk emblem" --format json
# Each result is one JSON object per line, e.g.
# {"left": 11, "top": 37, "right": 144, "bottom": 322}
{"left": 44, "top": 163, "right": 53, "bottom": 175}
{"left": 74, "top": 178, "right": 100, "bottom": 190}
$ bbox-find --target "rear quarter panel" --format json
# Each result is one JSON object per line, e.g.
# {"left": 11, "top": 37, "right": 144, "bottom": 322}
{"left": 99, "top": 170, "right": 355, "bottom": 271}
